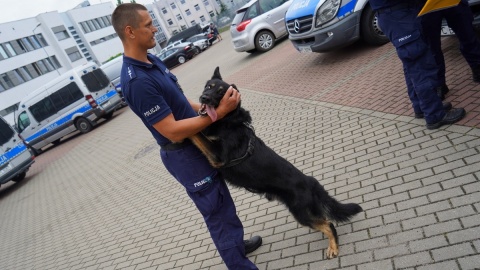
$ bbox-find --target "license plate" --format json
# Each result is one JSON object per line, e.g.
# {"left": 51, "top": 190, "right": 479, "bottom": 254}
{"left": 0, "top": 163, "right": 12, "bottom": 176}
{"left": 101, "top": 101, "right": 111, "bottom": 108}
{"left": 440, "top": 25, "right": 455, "bottom": 36}
{"left": 298, "top": 46, "right": 312, "bottom": 53}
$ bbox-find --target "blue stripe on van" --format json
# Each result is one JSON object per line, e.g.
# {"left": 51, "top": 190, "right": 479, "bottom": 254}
{"left": 337, "top": 0, "right": 357, "bottom": 18}
{"left": 24, "top": 90, "right": 117, "bottom": 144}
{"left": 0, "top": 144, "right": 28, "bottom": 166}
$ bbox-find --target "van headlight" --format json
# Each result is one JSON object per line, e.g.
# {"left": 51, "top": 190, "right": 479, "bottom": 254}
{"left": 315, "top": 0, "right": 341, "bottom": 27}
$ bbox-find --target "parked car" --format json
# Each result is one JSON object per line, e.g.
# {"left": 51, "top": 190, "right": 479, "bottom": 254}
{"left": 0, "top": 115, "right": 35, "bottom": 186}
{"left": 186, "top": 34, "right": 210, "bottom": 51}
{"left": 156, "top": 43, "right": 197, "bottom": 69}
{"left": 230, "top": 0, "right": 292, "bottom": 53}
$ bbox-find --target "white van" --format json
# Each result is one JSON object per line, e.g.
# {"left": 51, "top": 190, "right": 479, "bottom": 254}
{"left": 0, "top": 116, "right": 35, "bottom": 186}
{"left": 15, "top": 62, "right": 122, "bottom": 155}
{"left": 100, "top": 57, "right": 127, "bottom": 107}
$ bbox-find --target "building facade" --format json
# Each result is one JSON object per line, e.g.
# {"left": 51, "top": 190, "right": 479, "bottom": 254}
{"left": 0, "top": 1, "right": 124, "bottom": 125}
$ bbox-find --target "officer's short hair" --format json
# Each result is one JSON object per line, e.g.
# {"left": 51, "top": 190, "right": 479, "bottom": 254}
{"left": 112, "top": 3, "right": 147, "bottom": 41}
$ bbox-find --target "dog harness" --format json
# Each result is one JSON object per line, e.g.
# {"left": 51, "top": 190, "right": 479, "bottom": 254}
{"left": 221, "top": 122, "right": 256, "bottom": 168}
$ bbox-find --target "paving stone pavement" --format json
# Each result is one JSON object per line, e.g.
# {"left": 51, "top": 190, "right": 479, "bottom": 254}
{"left": 0, "top": 33, "right": 479, "bottom": 270}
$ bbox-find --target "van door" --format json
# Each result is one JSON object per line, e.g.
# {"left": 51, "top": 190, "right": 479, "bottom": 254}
{"left": 0, "top": 117, "right": 34, "bottom": 184}
{"left": 25, "top": 96, "right": 58, "bottom": 149}
{"left": 81, "top": 68, "right": 121, "bottom": 116}
{"left": 259, "top": 0, "right": 291, "bottom": 35}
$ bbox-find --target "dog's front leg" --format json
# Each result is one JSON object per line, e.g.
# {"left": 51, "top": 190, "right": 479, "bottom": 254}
{"left": 313, "top": 220, "right": 339, "bottom": 259}
{"left": 190, "top": 133, "right": 224, "bottom": 168}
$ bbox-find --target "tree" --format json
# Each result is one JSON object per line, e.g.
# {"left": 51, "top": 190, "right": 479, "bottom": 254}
{"left": 116, "top": 0, "right": 122, "bottom": 5}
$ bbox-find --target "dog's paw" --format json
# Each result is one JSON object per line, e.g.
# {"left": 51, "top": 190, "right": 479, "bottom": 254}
{"left": 326, "top": 247, "right": 338, "bottom": 259}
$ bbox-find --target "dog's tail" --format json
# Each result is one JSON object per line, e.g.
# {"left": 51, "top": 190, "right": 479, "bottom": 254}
{"left": 325, "top": 200, "right": 363, "bottom": 223}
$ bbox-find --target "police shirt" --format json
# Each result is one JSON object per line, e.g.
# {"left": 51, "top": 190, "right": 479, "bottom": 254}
{"left": 369, "top": 0, "right": 413, "bottom": 10}
{"left": 120, "top": 54, "right": 197, "bottom": 146}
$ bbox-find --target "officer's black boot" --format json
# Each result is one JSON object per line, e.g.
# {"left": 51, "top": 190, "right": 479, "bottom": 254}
{"left": 472, "top": 66, "right": 480, "bottom": 83}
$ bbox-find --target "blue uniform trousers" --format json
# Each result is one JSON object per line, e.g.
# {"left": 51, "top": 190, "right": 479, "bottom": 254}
{"left": 377, "top": 5, "right": 445, "bottom": 124}
{"left": 160, "top": 144, "right": 258, "bottom": 270}
{"left": 422, "top": 0, "right": 480, "bottom": 85}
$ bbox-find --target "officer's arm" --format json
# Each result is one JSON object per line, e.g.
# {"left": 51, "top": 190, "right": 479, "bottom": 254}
{"left": 153, "top": 88, "right": 240, "bottom": 142}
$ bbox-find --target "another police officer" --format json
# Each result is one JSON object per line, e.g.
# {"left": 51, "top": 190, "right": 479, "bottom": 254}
{"left": 369, "top": 0, "right": 466, "bottom": 129}
{"left": 421, "top": 0, "right": 480, "bottom": 100}
{"left": 111, "top": 4, "right": 261, "bottom": 269}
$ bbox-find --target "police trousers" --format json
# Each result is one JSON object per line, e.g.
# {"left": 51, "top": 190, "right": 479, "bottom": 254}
{"left": 377, "top": 5, "right": 445, "bottom": 124}
{"left": 422, "top": 0, "right": 480, "bottom": 84}
{"left": 160, "top": 144, "right": 258, "bottom": 270}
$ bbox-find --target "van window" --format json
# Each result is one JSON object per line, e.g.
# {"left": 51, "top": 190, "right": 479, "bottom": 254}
{"left": 0, "top": 118, "right": 14, "bottom": 146}
{"left": 81, "top": 69, "right": 111, "bottom": 92}
{"left": 50, "top": 82, "right": 84, "bottom": 111}
{"left": 29, "top": 97, "right": 56, "bottom": 122}
{"left": 17, "top": 111, "right": 31, "bottom": 133}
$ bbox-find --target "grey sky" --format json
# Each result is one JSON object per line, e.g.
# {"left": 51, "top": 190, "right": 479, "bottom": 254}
{"left": 0, "top": 0, "right": 152, "bottom": 24}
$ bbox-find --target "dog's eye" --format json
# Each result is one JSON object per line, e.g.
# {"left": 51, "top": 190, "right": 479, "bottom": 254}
{"left": 206, "top": 85, "right": 211, "bottom": 89}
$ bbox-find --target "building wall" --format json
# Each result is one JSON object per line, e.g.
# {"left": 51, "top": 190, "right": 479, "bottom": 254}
{"left": 0, "top": 2, "right": 122, "bottom": 126}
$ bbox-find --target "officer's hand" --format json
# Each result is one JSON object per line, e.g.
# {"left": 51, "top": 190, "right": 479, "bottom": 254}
{"left": 216, "top": 87, "right": 240, "bottom": 120}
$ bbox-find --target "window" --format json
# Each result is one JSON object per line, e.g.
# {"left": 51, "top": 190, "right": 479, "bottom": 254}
{"left": 29, "top": 35, "right": 42, "bottom": 49}
{"left": 162, "top": 7, "right": 167, "bottom": 14}
{"left": 203, "top": 0, "right": 209, "bottom": 6}
{"left": 209, "top": 11, "right": 215, "bottom": 17}
{"left": 200, "top": 15, "right": 206, "bottom": 22}
{"left": 54, "top": 30, "right": 69, "bottom": 41}
{"left": 259, "top": 0, "right": 281, "bottom": 12}
{"left": 29, "top": 97, "right": 56, "bottom": 122}
{"left": 96, "top": 18, "right": 106, "bottom": 28}
{"left": 19, "top": 67, "right": 33, "bottom": 81}
{"left": 68, "top": 51, "right": 82, "bottom": 62}
{"left": 1, "top": 74, "right": 14, "bottom": 88}
{"left": 81, "top": 69, "right": 110, "bottom": 92}
{"left": 20, "top": 38, "right": 34, "bottom": 51}
{"left": 12, "top": 70, "right": 25, "bottom": 84}
{"left": 186, "top": 9, "right": 191, "bottom": 16}
{"left": 180, "top": 0, "right": 186, "bottom": 3}
{"left": 167, "top": 19, "right": 173, "bottom": 25}
{"left": 181, "top": 25, "right": 187, "bottom": 30}
{"left": 0, "top": 45, "right": 8, "bottom": 59}
{"left": 191, "top": 20, "right": 196, "bottom": 25}
{"left": 17, "top": 111, "right": 31, "bottom": 133}
{"left": 194, "top": 4, "right": 200, "bottom": 11}
{"left": 176, "top": 14, "right": 182, "bottom": 20}
{"left": 49, "top": 83, "right": 83, "bottom": 111}
{"left": 170, "top": 3, "right": 176, "bottom": 9}
{"left": 5, "top": 43, "right": 16, "bottom": 57}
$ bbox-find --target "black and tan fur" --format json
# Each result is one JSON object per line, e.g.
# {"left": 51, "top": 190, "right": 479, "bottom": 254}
{"left": 190, "top": 67, "right": 362, "bottom": 258}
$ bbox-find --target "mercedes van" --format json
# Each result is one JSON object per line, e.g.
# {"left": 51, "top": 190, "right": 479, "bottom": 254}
{"left": 0, "top": 116, "right": 35, "bottom": 186}
{"left": 15, "top": 62, "right": 122, "bottom": 155}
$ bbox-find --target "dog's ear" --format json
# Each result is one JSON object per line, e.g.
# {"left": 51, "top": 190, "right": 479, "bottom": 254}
{"left": 231, "top": 84, "right": 239, "bottom": 92}
{"left": 212, "top": 66, "right": 222, "bottom": 80}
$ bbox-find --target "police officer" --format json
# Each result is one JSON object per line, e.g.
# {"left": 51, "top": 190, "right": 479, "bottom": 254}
{"left": 111, "top": 4, "right": 261, "bottom": 269}
{"left": 421, "top": 0, "right": 480, "bottom": 100}
{"left": 369, "top": 0, "right": 466, "bottom": 129}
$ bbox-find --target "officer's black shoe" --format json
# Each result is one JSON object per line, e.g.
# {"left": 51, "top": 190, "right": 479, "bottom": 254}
{"left": 244, "top": 235, "right": 262, "bottom": 254}
{"left": 435, "top": 84, "right": 450, "bottom": 100}
{"left": 426, "top": 108, "right": 466, "bottom": 130}
{"left": 472, "top": 66, "right": 480, "bottom": 83}
{"left": 414, "top": 102, "right": 452, "bottom": 119}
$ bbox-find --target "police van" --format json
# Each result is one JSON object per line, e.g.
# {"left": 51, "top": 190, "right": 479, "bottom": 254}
{"left": 285, "top": 0, "right": 389, "bottom": 53}
{"left": 15, "top": 62, "right": 122, "bottom": 155}
{"left": 0, "top": 116, "right": 35, "bottom": 186}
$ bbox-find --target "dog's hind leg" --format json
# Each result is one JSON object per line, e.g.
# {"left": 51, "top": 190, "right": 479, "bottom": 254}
{"left": 312, "top": 220, "right": 339, "bottom": 259}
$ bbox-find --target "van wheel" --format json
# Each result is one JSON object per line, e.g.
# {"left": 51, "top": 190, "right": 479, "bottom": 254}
{"left": 51, "top": 139, "right": 61, "bottom": 145}
{"left": 30, "top": 147, "right": 40, "bottom": 156}
{"left": 12, "top": 172, "right": 26, "bottom": 182}
{"left": 360, "top": 5, "right": 389, "bottom": 46}
{"left": 255, "top": 30, "right": 275, "bottom": 52}
{"left": 75, "top": 117, "right": 93, "bottom": 133}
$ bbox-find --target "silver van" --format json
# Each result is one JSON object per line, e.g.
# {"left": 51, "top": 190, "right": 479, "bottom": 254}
{"left": 0, "top": 116, "right": 35, "bottom": 186}
{"left": 15, "top": 62, "right": 122, "bottom": 155}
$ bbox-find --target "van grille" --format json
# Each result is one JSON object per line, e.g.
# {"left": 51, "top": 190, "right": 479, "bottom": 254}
{"left": 286, "top": 15, "right": 313, "bottom": 34}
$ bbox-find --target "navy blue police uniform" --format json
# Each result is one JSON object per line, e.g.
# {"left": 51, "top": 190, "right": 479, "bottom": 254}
{"left": 421, "top": 0, "right": 480, "bottom": 84}
{"left": 369, "top": 0, "right": 445, "bottom": 124}
{"left": 120, "top": 54, "right": 258, "bottom": 270}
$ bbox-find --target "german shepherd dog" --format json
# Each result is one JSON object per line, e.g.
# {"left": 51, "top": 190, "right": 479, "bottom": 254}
{"left": 190, "top": 67, "right": 363, "bottom": 258}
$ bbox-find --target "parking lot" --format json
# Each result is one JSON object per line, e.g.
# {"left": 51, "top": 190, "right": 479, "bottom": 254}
{"left": 0, "top": 33, "right": 479, "bottom": 270}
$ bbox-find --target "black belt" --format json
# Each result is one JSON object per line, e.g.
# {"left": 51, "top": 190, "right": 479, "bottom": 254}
{"left": 160, "top": 139, "right": 192, "bottom": 151}
{"left": 377, "top": 3, "right": 415, "bottom": 14}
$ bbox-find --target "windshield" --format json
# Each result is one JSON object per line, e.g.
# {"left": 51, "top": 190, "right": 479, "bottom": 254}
{"left": 81, "top": 69, "right": 111, "bottom": 92}
{"left": 0, "top": 117, "right": 14, "bottom": 146}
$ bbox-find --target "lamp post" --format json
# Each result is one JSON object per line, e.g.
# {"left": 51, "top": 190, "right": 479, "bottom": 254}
{"left": 32, "top": 23, "right": 61, "bottom": 76}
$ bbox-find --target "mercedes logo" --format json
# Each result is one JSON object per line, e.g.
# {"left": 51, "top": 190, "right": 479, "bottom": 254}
{"left": 294, "top": 20, "right": 300, "bottom": 33}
